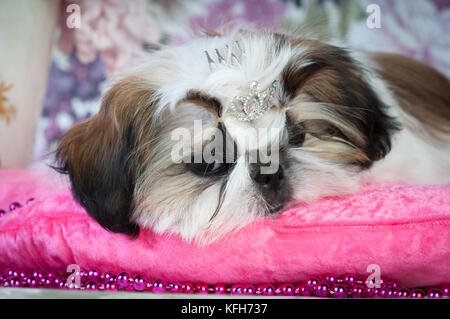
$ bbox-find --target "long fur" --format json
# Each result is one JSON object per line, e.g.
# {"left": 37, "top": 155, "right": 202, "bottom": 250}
{"left": 55, "top": 30, "right": 450, "bottom": 244}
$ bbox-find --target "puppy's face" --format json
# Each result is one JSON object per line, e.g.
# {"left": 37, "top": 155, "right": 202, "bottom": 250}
{"left": 56, "top": 31, "right": 398, "bottom": 243}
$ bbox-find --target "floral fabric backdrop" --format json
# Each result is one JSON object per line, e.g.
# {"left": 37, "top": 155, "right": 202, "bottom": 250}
{"left": 32, "top": 0, "right": 450, "bottom": 165}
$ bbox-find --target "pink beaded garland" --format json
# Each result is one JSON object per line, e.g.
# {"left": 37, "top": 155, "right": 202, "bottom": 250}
{"left": 182, "top": 282, "right": 195, "bottom": 294}
{"left": 0, "top": 268, "right": 446, "bottom": 298}
{"left": 194, "top": 283, "right": 209, "bottom": 294}
{"left": 332, "top": 284, "right": 347, "bottom": 298}
{"left": 294, "top": 283, "right": 311, "bottom": 297}
{"left": 243, "top": 284, "right": 256, "bottom": 296}
{"left": 230, "top": 284, "right": 243, "bottom": 295}
{"left": 1, "top": 199, "right": 449, "bottom": 298}
{"left": 440, "top": 285, "right": 450, "bottom": 297}
{"left": 351, "top": 285, "right": 365, "bottom": 298}
{"left": 167, "top": 282, "right": 182, "bottom": 293}
{"left": 410, "top": 289, "right": 426, "bottom": 299}
{"left": 152, "top": 280, "right": 166, "bottom": 293}
{"left": 258, "top": 284, "right": 276, "bottom": 296}
{"left": 133, "top": 275, "right": 147, "bottom": 291}
{"left": 314, "top": 282, "right": 330, "bottom": 298}
{"left": 9, "top": 202, "right": 21, "bottom": 211}
{"left": 213, "top": 283, "right": 227, "bottom": 295}
{"left": 116, "top": 272, "right": 129, "bottom": 288}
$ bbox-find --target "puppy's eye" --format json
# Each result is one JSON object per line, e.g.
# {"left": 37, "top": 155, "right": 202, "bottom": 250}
{"left": 289, "top": 125, "right": 306, "bottom": 146}
{"left": 187, "top": 157, "right": 232, "bottom": 177}
{"left": 286, "top": 115, "right": 306, "bottom": 146}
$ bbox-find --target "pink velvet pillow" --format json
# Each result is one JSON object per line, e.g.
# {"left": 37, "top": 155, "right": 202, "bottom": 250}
{"left": 0, "top": 169, "right": 449, "bottom": 288}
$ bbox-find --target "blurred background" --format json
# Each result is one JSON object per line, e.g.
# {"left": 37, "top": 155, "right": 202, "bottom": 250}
{"left": 0, "top": 0, "right": 449, "bottom": 168}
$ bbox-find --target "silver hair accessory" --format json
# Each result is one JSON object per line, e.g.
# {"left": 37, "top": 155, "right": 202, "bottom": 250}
{"left": 226, "top": 80, "right": 279, "bottom": 122}
{"left": 204, "top": 42, "right": 282, "bottom": 121}
{"left": 204, "top": 41, "right": 244, "bottom": 71}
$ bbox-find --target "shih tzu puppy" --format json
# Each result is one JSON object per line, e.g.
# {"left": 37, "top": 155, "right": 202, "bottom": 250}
{"left": 56, "top": 29, "right": 450, "bottom": 243}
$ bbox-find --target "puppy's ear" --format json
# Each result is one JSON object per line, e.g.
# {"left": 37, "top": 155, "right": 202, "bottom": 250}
{"left": 55, "top": 75, "right": 156, "bottom": 237}
{"left": 283, "top": 40, "right": 400, "bottom": 166}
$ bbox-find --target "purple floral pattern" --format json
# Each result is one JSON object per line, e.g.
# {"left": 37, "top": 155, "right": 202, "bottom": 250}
{"left": 189, "top": 0, "right": 287, "bottom": 31}
{"left": 348, "top": 0, "right": 450, "bottom": 78}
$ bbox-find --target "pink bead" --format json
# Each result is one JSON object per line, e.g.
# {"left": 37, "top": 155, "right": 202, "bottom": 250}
{"left": 116, "top": 272, "right": 129, "bottom": 288}
{"left": 46, "top": 272, "right": 56, "bottom": 280}
{"left": 314, "top": 282, "right": 330, "bottom": 298}
{"left": 385, "top": 288, "right": 399, "bottom": 298}
{"left": 351, "top": 285, "right": 365, "bottom": 298}
{"left": 195, "top": 283, "right": 209, "bottom": 294}
{"left": 396, "top": 289, "right": 410, "bottom": 298}
{"left": 85, "top": 281, "right": 98, "bottom": 290}
{"left": 133, "top": 275, "right": 147, "bottom": 292}
{"left": 343, "top": 274, "right": 358, "bottom": 287}
{"left": 263, "top": 284, "right": 276, "bottom": 296}
{"left": 332, "top": 284, "right": 348, "bottom": 298}
{"left": 57, "top": 280, "right": 68, "bottom": 289}
{"left": 167, "top": 282, "right": 182, "bottom": 293}
{"left": 214, "top": 283, "right": 227, "bottom": 295}
{"left": 87, "top": 269, "right": 101, "bottom": 282}
{"left": 182, "top": 282, "right": 195, "bottom": 294}
{"left": 152, "top": 280, "right": 167, "bottom": 293}
{"left": 32, "top": 271, "right": 43, "bottom": 279}
{"left": 275, "top": 284, "right": 283, "bottom": 295}
{"left": 40, "top": 277, "right": 52, "bottom": 288}
{"left": 104, "top": 282, "right": 118, "bottom": 291}
{"left": 364, "top": 287, "right": 375, "bottom": 297}
{"left": 374, "top": 287, "right": 388, "bottom": 298}
{"left": 324, "top": 274, "right": 337, "bottom": 285}
{"left": 279, "top": 284, "right": 294, "bottom": 296}
{"left": 306, "top": 276, "right": 322, "bottom": 293}
{"left": 26, "top": 276, "right": 38, "bottom": 288}
{"left": 383, "top": 280, "right": 400, "bottom": 289}
{"left": 103, "top": 272, "right": 116, "bottom": 283}
{"left": 439, "top": 285, "right": 449, "bottom": 297}
{"left": 9, "top": 277, "right": 21, "bottom": 288}
{"left": 52, "top": 278, "right": 63, "bottom": 289}
{"left": 9, "top": 202, "right": 21, "bottom": 211}
{"left": 310, "top": 275, "right": 323, "bottom": 283}
{"left": 0, "top": 209, "right": 6, "bottom": 217}
{"left": 427, "top": 289, "right": 443, "bottom": 299}
{"left": 243, "top": 284, "right": 256, "bottom": 296}
{"left": 294, "top": 283, "right": 311, "bottom": 297}
{"left": 230, "top": 284, "right": 243, "bottom": 295}
{"left": 258, "top": 284, "right": 275, "bottom": 296}
{"left": 410, "top": 289, "right": 425, "bottom": 299}
{"left": 7, "top": 269, "right": 18, "bottom": 278}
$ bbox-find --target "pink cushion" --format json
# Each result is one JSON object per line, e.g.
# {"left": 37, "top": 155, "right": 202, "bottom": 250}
{"left": 0, "top": 169, "right": 449, "bottom": 288}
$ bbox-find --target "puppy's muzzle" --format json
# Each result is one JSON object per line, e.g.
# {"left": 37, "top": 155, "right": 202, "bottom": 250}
{"left": 249, "top": 164, "right": 290, "bottom": 213}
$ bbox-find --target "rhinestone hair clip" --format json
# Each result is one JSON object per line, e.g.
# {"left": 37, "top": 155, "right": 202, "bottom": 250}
{"left": 227, "top": 80, "right": 278, "bottom": 122}
{"left": 204, "top": 41, "right": 243, "bottom": 71}
{"left": 204, "top": 42, "right": 282, "bottom": 122}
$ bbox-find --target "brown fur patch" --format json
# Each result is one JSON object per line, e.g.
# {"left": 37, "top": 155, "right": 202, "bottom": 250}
{"left": 183, "top": 90, "right": 223, "bottom": 117}
{"left": 56, "top": 75, "right": 158, "bottom": 236}
{"left": 372, "top": 53, "right": 450, "bottom": 140}
{"left": 281, "top": 40, "right": 399, "bottom": 167}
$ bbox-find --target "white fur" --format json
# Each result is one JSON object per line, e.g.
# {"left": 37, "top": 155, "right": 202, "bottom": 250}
{"left": 127, "top": 31, "right": 450, "bottom": 244}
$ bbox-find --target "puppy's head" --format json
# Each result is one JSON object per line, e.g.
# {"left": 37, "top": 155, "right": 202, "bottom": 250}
{"left": 56, "top": 31, "right": 399, "bottom": 243}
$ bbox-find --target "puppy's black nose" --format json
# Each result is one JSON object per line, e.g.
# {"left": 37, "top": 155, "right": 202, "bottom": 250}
{"left": 250, "top": 165, "right": 285, "bottom": 191}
